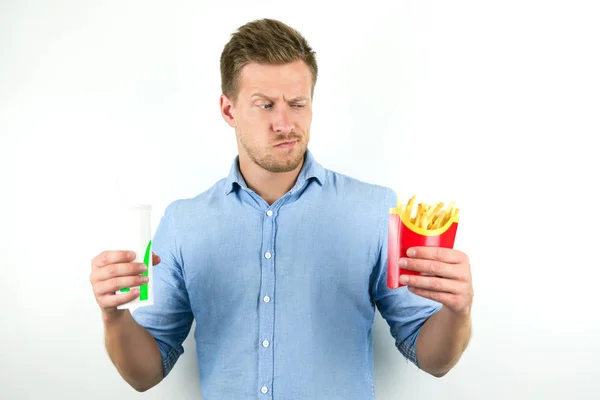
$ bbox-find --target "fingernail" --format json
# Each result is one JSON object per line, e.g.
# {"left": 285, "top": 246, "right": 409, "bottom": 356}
{"left": 407, "top": 248, "right": 416, "bottom": 257}
{"left": 141, "top": 276, "right": 149, "bottom": 283}
{"left": 128, "top": 251, "right": 136, "bottom": 260}
{"left": 399, "top": 275, "right": 409, "bottom": 284}
{"left": 398, "top": 258, "right": 407, "bottom": 267}
{"left": 140, "top": 264, "right": 148, "bottom": 272}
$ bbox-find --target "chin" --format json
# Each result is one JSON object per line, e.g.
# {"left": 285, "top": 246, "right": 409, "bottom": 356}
{"left": 264, "top": 147, "right": 306, "bottom": 173}
{"left": 265, "top": 159, "right": 303, "bottom": 173}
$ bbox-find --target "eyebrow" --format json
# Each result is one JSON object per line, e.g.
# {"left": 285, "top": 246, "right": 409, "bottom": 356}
{"left": 286, "top": 95, "right": 309, "bottom": 103}
{"left": 250, "top": 93, "right": 275, "bottom": 102}
{"left": 250, "top": 93, "right": 308, "bottom": 103}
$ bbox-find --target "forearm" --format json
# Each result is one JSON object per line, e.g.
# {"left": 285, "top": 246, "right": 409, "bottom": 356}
{"left": 415, "top": 306, "right": 472, "bottom": 377}
{"left": 104, "top": 311, "right": 164, "bottom": 392}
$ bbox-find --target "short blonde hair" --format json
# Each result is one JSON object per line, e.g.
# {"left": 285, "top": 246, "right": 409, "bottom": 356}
{"left": 220, "top": 18, "right": 318, "bottom": 103}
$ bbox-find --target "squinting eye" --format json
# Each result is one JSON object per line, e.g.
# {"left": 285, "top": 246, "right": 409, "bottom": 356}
{"left": 293, "top": 104, "right": 306, "bottom": 108}
{"left": 259, "top": 104, "right": 273, "bottom": 110}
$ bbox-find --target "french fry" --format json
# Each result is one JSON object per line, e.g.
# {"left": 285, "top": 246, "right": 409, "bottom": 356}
{"left": 442, "top": 202, "right": 456, "bottom": 226}
{"left": 418, "top": 203, "right": 431, "bottom": 229}
{"left": 397, "top": 195, "right": 459, "bottom": 231}
{"left": 426, "top": 202, "right": 444, "bottom": 222}
{"left": 414, "top": 203, "right": 423, "bottom": 227}
{"left": 404, "top": 195, "right": 416, "bottom": 222}
{"left": 432, "top": 211, "right": 445, "bottom": 229}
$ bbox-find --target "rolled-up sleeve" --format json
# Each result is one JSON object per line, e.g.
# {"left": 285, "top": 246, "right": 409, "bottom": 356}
{"left": 131, "top": 201, "right": 194, "bottom": 377}
{"left": 370, "top": 189, "right": 442, "bottom": 367}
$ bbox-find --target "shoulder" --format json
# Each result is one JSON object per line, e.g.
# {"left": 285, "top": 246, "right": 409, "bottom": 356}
{"left": 161, "top": 177, "right": 229, "bottom": 220}
{"left": 319, "top": 167, "right": 396, "bottom": 255}
{"left": 323, "top": 167, "right": 397, "bottom": 207}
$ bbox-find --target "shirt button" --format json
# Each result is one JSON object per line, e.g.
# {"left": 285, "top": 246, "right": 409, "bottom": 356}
{"left": 265, "top": 252, "right": 272, "bottom": 259}
{"left": 262, "top": 340, "right": 270, "bottom": 347}
{"left": 261, "top": 386, "right": 268, "bottom": 394}
{"left": 266, "top": 210, "right": 273, "bottom": 217}
{"left": 263, "top": 295, "right": 271, "bottom": 303}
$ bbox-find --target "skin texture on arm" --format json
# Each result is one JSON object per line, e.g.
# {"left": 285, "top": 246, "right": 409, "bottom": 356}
{"left": 415, "top": 306, "right": 472, "bottom": 377}
{"left": 104, "top": 310, "right": 164, "bottom": 392}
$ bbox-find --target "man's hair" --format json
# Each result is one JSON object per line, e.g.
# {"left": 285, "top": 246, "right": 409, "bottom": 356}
{"left": 220, "top": 18, "right": 318, "bottom": 103}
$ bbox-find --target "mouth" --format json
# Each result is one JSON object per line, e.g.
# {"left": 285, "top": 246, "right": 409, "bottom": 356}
{"left": 274, "top": 140, "right": 297, "bottom": 148}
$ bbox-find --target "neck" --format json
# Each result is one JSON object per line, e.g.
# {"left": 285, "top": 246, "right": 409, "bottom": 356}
{"left": 238, "top": 155, "right": 305, "bottom": 206}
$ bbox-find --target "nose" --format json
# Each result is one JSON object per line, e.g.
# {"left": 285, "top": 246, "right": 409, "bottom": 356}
{"left": 271, "top": 107, "right": 293, "bottom": 134}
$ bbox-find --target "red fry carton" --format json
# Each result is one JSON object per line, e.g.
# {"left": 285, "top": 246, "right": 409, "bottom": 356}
{"left": 387, "top": 199, "right": 460, "bottom": 289}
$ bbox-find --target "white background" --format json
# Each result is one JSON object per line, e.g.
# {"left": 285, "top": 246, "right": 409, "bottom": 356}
{"left": 1, "top": 1, "right": 599, "bottom": 399}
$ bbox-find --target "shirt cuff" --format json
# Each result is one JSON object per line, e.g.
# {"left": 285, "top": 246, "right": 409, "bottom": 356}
{"left": 396, "top": 328, "right": 420, "bottom": 367}
{"left": 155, "top": 339, "right": 184, "bottom": 377}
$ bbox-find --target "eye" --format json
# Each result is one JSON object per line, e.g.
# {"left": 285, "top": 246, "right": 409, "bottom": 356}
{"left": 292, "top": 104, "right": 306, "bottom": 109}
{"left": 258, "top": 103, "right": 273, "bottom": 110}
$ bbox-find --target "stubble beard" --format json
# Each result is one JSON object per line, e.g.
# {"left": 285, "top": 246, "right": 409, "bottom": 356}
{"left": 239, "top": 132, "right": 308, "bottom": 173}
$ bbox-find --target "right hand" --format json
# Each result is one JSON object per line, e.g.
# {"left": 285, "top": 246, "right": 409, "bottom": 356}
{"left": 90, "top": 250, "right": 161, "bottom": 321}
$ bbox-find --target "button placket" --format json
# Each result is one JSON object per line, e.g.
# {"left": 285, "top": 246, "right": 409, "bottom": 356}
{"left": 258, "top": 207, "right": 276, "bottom": 397}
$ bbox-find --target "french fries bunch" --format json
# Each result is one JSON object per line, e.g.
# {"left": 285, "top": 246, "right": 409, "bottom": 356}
{"left": 394, "top": 194, "right": 459, "bottom": 230}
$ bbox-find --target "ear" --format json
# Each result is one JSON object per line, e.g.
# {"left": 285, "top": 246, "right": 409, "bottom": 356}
{"left": 220, "top": 94, "right": 237, "bottom": 128}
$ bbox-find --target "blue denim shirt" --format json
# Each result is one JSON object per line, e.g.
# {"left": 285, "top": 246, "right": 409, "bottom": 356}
{"left": 132, "top": 149, "right": 442, "bottom": 399}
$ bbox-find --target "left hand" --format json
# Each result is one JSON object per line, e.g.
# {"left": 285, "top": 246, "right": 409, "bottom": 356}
{"left": 398, "top": 246, "right": 473, "bottom": 316}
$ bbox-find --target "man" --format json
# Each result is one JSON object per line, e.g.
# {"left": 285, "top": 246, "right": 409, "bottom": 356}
{"left": 90, "top": 18, "right": 473, "bottom": 399}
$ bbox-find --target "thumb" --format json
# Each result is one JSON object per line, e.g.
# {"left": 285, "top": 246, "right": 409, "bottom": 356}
{"left": 152, "top": 252, "right": 161, "bottom": 265}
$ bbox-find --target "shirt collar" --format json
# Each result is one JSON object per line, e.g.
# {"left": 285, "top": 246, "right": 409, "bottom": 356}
{"left": 224, "top": 148, "right": 326, "bottom": 196}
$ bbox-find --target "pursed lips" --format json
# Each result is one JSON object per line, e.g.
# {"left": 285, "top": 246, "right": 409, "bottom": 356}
{"left": 274, "top": 140, "right": 297, "bottom": 147}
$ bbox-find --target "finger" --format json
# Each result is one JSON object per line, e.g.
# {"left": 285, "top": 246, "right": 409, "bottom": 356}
{"left": 398, "top": 257, "right": 465, "bottom": 280}
{"left": 408, "top": 287, "right": 455, "bottom": 305}
{"left": 152, "top": 253, "right": 161, "bottom": 265}
{"left": 92, "top": 250, "right": 135, "bottom": 269}
{"left": 94, "top": 274, "right": 149, "bottom": 297}
{"left": 93, "top": 262, "right": 147, "bottom": 283}
{"left": 98, "top": 288, "right": 140, "bottom": 309}
{"left": 400, "top": 274, "right": 465, "bottom": 294}
{"left": 406, "top": 246, "right": 467, "bottom": 264}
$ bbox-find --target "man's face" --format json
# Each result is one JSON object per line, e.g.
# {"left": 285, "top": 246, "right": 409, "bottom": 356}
{"left": 222, "top": 60, "right": 313, "bottom": 173}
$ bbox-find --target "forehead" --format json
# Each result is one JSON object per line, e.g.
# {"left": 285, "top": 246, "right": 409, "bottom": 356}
{"left": 238, "top": 60, "right": 312, "bottom": 98}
